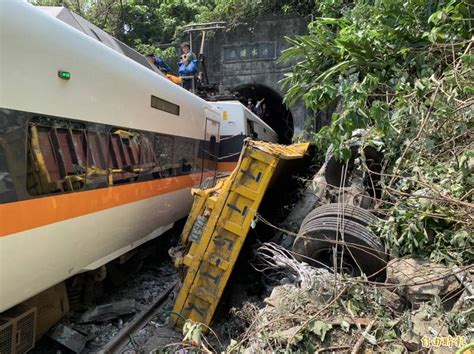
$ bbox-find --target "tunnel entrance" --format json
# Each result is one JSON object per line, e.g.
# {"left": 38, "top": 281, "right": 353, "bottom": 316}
{"left": 233, "top": 84, "right": 294, "bottom": 143}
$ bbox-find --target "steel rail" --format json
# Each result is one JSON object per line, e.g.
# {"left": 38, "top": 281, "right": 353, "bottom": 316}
{"left": 98, "top": 280, "right": 178, "bottom": 354}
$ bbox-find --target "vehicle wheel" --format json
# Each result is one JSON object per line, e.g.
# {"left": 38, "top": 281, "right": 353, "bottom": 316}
{"left": 293, "top": 214, "right": 387, "bottom": 279}
{"left": 300, "top": 203, "right": 378, "bottom": 228}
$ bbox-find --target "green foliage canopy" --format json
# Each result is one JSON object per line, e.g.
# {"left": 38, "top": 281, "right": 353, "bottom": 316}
{"left": 281, "top": 0, "right": 471, "bottom": 157}
{"left": 29, "top": 0, "right": 214, "bottom": 62}
{"left": 29, "top": 0, "right": 312, "bottom": 59}
{"left": 280, "top": 0, "right": 473, "bottom": 264}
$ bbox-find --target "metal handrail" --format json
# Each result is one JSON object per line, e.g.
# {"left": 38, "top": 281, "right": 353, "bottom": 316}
{"left": 182, "top": 22, "right": 227, "bottom": 33}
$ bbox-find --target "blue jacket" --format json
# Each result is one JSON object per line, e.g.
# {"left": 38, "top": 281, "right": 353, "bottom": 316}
{"left": 153, "top": 56, "right": 171, "bottom": 73}
{"left": 178, "top": 59, "right": 199, "bottom": 76}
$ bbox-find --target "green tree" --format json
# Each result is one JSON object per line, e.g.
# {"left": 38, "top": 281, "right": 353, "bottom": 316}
{"left": 280, "top": 0, "right": 473, "bottom": 263}
{"left": 28, "top": 0, "right": 89, "bottom": 15}
{"left": 281, "top": 0, "right": 471, "bottom": 159}
{"left": 29, "top": 0, "right": 317, "bottom": 54}
{"left": 29, "top": 0, "right": 214, "bottom": 59}
{"left": 197, "top": 0, "right": 315, "bottom": 26}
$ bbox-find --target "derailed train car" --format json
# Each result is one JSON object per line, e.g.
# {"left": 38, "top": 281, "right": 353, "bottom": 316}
{"left": 0, "top": 0, "right": 221, "bottom": 319}
{"left": 214, "top": 101, "right": 278, "bottom": 172}
{"left": 36, "top": 6, "right": 279, "bottom": 175}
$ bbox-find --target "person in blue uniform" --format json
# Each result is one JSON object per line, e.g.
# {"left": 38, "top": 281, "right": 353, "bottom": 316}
{"left": 178, "top": 42, "right": 199, "bottom": 91}
{"left": 146, "top": 53, "right": 171, "bottom": 74}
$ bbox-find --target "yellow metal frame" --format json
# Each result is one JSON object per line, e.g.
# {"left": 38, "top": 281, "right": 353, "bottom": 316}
{"left": 170, "top": 140, "right": 309, "bottom": 328}
{"left": 28, "top": 126, "right": 110, "bottom": 192}
{"left": 29, "top": 125, "right": 53, "bottom": 194}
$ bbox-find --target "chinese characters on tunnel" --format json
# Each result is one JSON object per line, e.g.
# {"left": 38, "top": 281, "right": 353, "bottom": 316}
{"left": 223, "top": 42, "right": 276, "bottom": 62}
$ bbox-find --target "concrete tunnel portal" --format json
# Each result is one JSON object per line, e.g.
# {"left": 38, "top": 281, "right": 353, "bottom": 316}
{"left": 199, "top": 16, "right": 310, "bottom": 143}
{"left": 232, "top": 84, "right": 294, "bottom": 144}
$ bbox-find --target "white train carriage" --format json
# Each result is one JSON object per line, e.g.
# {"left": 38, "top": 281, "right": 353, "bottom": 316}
{"left": 213, "top": 101, "right": 278, "bottom": 171}
{"left": 0, "top": 1, "right": 221, "bottom": 315}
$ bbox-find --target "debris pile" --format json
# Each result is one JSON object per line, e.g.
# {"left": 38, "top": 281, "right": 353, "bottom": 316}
{"left": 39, "top": 259, "right": 177, "bottom": 353}
{"left": 164, "top": 7, "right": 473, "bottom": 348}
{"left": 171, "top": 123, "right": 472, "bottom": 352}
{"left": 222, "top": 246, "right": 472, "bottom": 352}
{"left": 385, "top": 258, "right": 459, "bottom": 306}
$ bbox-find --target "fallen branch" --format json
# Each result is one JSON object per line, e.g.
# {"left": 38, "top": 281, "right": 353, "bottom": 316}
{"left": 350, "top": 319, "right": 376, "bottom": 354}
{"left": 316, "top": 345, "right": 351, "bottom": 353}
{"left": 286, "top": 286, "right": 348, "bottom": 349}
{"left": 452, "top": 265, "right": 474, "bottom": 296}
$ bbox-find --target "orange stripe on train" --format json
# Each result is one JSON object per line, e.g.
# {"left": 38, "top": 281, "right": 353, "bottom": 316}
{"left": 0, "top": 173, "right": 203, "bottom": 237}
{"left": 216, "top": 162, "right": 238, "bottom": 173}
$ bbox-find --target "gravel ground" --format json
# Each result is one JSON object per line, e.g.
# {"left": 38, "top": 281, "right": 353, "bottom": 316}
{"left": 33, "top": 248, "right": 179, "bottom": 353}
{"left": 81, "top": 260, "right": 178, "bottom": 352}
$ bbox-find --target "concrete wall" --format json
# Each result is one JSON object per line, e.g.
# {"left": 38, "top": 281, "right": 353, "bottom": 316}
{"left": 196, "top": 15, "right": 311, "bottom": 135}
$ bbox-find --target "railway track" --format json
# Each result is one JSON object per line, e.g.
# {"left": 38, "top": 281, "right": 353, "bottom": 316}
{"left": 98, "top": 280, "right": 178, "bottom": 353}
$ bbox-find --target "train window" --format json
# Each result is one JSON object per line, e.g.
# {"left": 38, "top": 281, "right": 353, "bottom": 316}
{"left": 195, "top": 140, "right": 204, "bottom": 172}
{"left": 209, "top": 136, "right": 217, "bottom": 158}
{"left": 247, "top": 120, "right": 258, "bottom": 139}
{"left": 23, "top": 114, "right": 201, "bottom": 197}
{"left": 26, "top": 117, "right": 87, "bottom": 196}
{"left": 0, "top": 143, "right": 17, "bottom": 203}
{"left": 174, "top": 137, "right": 195, "bottom": 175}
{"left": 138, "top": 133, "right": 156, "bottom": 181}
{"left": 87, "top": 131, "right": 108, "bottom": 170}
{"left": 151, "top": 95, "right": 180, "bottom": 116}
{"left": 85, "top": 130, "right": 109, "bottom": 189}
{"left": 247, "top": 120, "right": 255, "bottom": 135}
{"left": 107, "top": 128, "right": 141, "bottom": 185}
{"left": 211, "top": 135, "right": 218, "bottom": 171}
{"left": 202, "top": 135, "right": 217, "bottom": 172}
{"left": 153, "top": 134, "right": 174, "bottom": 178}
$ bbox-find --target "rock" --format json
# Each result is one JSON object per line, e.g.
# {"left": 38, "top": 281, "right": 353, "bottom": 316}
{"left": 452, "top": 289, "right": 473, "bottom": 311}
{"left": 48, "top": 324, "right": 87, "bottom": 353}
{"left": 468, "top": 156, "right": 474, "bottom": 171}
{"left": 386, "top": 258, "right": 459, "bottom": 306}
{"left": 402, "top": 303, "right": 450, "bottom": 353}
{"left": 379, "top": 288, "right": 405, "bottom": 313}
{"left": 264, "top": 285, "right": 292, "bottom": 308}
{"left": 275, "top": 326, "right": 301, "bottom": 344}
{"left": 79, "top": 299, "right": 136, "bottom": 323}
{"left": 243, "top": 342, "right": 266, "bottom": 354}
{"left": 385, "top": 343, "right": 407, "bottom": 354}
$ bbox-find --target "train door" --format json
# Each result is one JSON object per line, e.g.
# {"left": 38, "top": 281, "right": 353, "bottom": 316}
{"left": 200, "top": 117, "right": 220, "bottom": 186}
{"left": 247, "top": 119, "right": 257, "bottom": 139}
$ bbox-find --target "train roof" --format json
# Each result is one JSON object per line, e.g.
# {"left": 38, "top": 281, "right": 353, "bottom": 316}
{"left": 38, "top": 6, "right": 162, "bottom": 76}
{"left": 1, "top": 2, "right": 220, "bottom": 140}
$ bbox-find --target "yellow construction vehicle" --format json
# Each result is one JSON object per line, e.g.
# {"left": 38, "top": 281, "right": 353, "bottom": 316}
{"left": 170, "top": 139, "right": 310, "bottom": 328}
